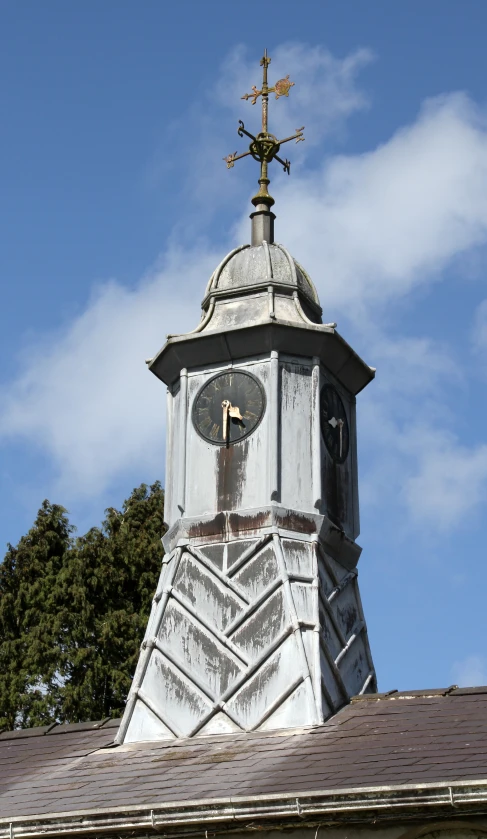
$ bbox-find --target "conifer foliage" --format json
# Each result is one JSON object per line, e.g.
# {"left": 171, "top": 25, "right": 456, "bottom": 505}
{"left": 0, "top": 483, "right": 164, "bottom": 730}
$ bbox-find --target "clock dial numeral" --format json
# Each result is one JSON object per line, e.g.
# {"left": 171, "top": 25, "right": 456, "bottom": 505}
{"left": 193, "top": 370, "right": 266, "bottom": 445}
{"left": 320, "top": 384, "right": 350, "bottom": 464}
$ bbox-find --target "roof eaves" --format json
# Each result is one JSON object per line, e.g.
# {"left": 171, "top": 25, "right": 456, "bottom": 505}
{"left": 2, "top": 780, "right": 487, "bottom": 838}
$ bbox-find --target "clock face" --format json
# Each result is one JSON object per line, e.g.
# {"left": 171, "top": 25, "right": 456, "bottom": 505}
{"left": 320, "top": 384, "right": 350, "bottom": 464}
{"left": 192, "top": 370, "right": 266, "bottom": 446}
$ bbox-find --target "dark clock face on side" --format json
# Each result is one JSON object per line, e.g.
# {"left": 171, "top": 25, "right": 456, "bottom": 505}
{"left": 192, "top": 370, "right": 266, "bottom": 445}
{"left": 320, "top": 384, "right": 350, "bottom": 464}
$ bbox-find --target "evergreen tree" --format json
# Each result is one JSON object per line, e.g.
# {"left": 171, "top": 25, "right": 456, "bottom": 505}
{"left": 0, "top": 482, "right": 164, "bottom": 729}
{"left": 0, "top": 502, "right": 74, "bottom": 730}
{"left": 55, "top": 482, "right": 165, "bottom": 722}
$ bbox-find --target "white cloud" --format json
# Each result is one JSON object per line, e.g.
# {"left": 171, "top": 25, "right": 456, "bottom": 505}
{"left": 273, "top": 92, "right": 487, "bottom": 318}
{"left": 452, "top": 654, "right": 487, "bottom": 687}
{"left": 218, "top": 43, "right": 373, "bottom": 147}
{"left": 3, "top": 45, "right": 487, "bottom": 528}
{"left": 0, "top": 246, "right": 217, "bottom": 497}
{"left": 357, "top": 333, "right": 487, "bottom": 532}
{"left": 402, "top": 429, "right": 487, "bottom": 530}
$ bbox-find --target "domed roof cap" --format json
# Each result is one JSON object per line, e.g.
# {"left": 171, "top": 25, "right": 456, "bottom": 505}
{"left": 202, "top": 241, "right": 321, "bottom": 317}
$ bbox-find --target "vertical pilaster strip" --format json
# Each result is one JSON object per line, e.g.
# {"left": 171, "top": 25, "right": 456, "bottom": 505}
{"left": 312, "top": 356, "right": 322, "bottom": 510}
{"left": 165, "top": 387, "right": 174, "bottom": 525}
{"left": 273, "top": 532, "right": 319, "bottom": 724}
{"left": 311, "top": 535, "right": 324, "bottom": 723}
{"left": 269, "top": 351, "right": 279, "bottom": 501}
{"left": 177, "top": 368, "right": 188, "bottom": 515}
{"left": 267, "top": 285, "right": 275, "bottom": 319}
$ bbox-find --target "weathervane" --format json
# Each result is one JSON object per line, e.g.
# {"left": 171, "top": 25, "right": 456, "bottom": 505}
{"left": 224, "top": 49, "right": 305, "bottom": 209}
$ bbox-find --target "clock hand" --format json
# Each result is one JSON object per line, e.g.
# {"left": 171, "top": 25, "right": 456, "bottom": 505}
{"left": 222, "top": 400, "right": 230, "bottom": 443}
{"left": 228, "top": 405, "right": 243, "bottom": 420}
{"left": 328, "top": 416, "right": 344, "bottom": 458}
{"left": 222, "top": 401, "right": 243, "bottom": 445}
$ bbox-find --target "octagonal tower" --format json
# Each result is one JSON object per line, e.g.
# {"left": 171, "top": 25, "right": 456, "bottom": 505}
{"left": 117, "top": 52, "right": 377, "bottom": 744}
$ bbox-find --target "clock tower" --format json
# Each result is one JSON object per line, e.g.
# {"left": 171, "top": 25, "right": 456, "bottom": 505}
{"left": 116, "top": 52, "right": 377, "bottom": 744}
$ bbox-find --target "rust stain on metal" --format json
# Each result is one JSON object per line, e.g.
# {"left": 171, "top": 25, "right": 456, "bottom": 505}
{"left": 228, "top": 510, "right": 270, "bottom": 537}
{"left": 277, "top": 509, "right": 316, "bottom": 534}
{"left": 188, "top": 512, "right": 226, "bottom": 540}
{"left": 217, "top": 439, "right": 248, "bottom": 511}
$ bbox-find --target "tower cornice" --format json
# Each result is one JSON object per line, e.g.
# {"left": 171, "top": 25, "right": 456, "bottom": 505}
{"left": 148, "top": 320, "right": 375, "bottom": 396}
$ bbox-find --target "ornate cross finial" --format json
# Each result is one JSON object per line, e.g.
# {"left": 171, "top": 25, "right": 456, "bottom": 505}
{"left": 223, "top": 49, "right": 305, "bottom": 211}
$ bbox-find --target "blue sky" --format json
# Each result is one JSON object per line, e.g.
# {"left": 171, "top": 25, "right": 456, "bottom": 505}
{"left": 1, "top": 0, "right": 487, "bottom": 693}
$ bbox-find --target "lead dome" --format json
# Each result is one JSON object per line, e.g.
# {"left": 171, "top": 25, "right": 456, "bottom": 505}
{"left": 197, "top": 241, "right": 323, "bottom": 332}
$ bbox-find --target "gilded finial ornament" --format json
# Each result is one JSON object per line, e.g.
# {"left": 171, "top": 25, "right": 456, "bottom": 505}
{"left": 223, "top": 49, "right": 305, "bottom": 209}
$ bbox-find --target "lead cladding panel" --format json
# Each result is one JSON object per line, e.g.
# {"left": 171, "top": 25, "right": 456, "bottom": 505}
{"left": 184, "top": 360, "right": 271, "bottom": 517}
{"left": 279, "top": 358, "right": 314, "bottom": 512}
{"left": 320, "top": 369, "right": 359, "bottom": 540}
{"left": 166, "top": 380, "right": 181, "bottom": 527}
{"left": 209, "top": 294, "right": 269, "bottom": 330}
{"left": 125, "top": 700, "right": 173, "bottom": 742}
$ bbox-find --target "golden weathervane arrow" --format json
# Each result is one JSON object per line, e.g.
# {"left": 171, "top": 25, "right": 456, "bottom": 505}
{"left": 223, "top": 49, "right": 305, "bottom": 209}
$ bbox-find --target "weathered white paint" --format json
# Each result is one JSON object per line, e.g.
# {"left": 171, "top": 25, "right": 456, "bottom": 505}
{"left": 117, "top": 532, "right": 375, "bottom": 742}
{"left": 119, "top": 237, "right": 376, "bottom": 744}
{"left": 177, "top": 369, "right": 188, "bottom": 515}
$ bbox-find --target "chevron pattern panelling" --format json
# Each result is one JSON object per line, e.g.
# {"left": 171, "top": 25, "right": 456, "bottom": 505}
{"left": 117, "top": 533, "right": 376, "bottom": 743}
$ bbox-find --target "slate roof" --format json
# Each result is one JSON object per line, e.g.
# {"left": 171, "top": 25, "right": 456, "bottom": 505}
{"left": 2, "top": 687, "right": 487, "bottom": 834}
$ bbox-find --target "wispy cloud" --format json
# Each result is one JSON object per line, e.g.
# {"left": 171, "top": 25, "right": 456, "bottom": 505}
{"left": 218, "top": 43, "right": 374, "bottom": 148}
{"left": 0, "top": 246, "right": 218, "bottom": 496}
{"left": 274, "top": 92, "right": 487, "bottom": 317}
{"left": 2, "top": 44, "right": 487, "bottom": 537}
{"left": 452, "top": 654, "right": 487, "bottom": 687}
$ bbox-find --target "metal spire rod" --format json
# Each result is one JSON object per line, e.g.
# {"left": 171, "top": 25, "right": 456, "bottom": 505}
{"left": 223, "top": 49, "right": 305, "bottom": 212}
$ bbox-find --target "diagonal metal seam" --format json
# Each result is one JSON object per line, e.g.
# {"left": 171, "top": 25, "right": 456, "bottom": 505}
{"left": 136, "top": 688, "right": 181, "bottom": 739}
{"left": 352, "top": 576, "right": 377, "bottom": 689}
{"left": 151, "top": 639, "right": 217, "bottom": 703}
{"left": 152, "top": 552, "right": 174, "bottom": 603}
{"left": 218, "top": 625, "right": 294, "bottom": 707}
{"left": 160, "top": 593, "right": 248, "bottom": 670}
{"left": 359, "top": 672, "right": 375, "bottom": 695}
{"left": 224, "top": 577, "right": 283, "bottom": 637}
{"left": 251, "top": 674, "right": 305, "bottom": 730}
{"left": 186, "top": 696, "right": 246, "bottom": 738}
{"left": 226, "top": 533, "right": 273, "bottom": 577}
{"left": 134, "top": 639, "right": 248, "bottom": 739}
{"left": 316, "top": 542, "right": 339, "bottom": 587}
{"left": 272, "top": 533, "right": 319, "bottom": 723}
{"left": 168, "top": 588, "right": 249, "bottom": 667}
{"left": 139, "top": 643, "right": 244, "bottom": 739}
{"left": 318, "top": 587, "right": 347, "bottom": 648}
{"left": 186, "top": 627, "right": 300, "bottom": 737}
{"left": 115, "top": 547, "right": 183, "bottom": 745}
{"left": 185, "top": 544, "right": 250, "bottom": 605}
{"left": 128, "top": 552, "right": 308, "bottom": 740}
{"left": 334, "top": 620, "right": 365, "bottom": 667}
{"left": 319, "top": 633, "right": 350, "bottom": 702}
{"left": 327, "top": 570, "right": 358, "bottom": 604}
{"left": 320, "top": 672, "right": 340, "bottom": 713}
